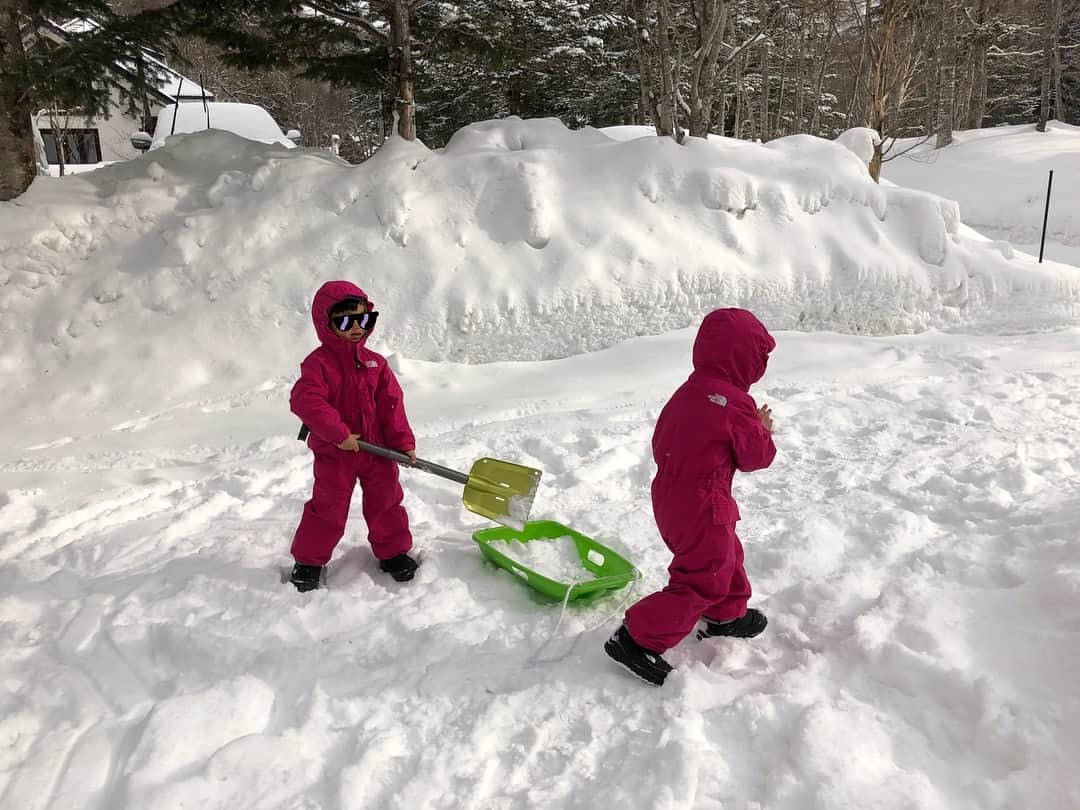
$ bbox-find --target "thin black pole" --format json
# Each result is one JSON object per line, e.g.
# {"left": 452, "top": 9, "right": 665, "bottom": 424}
{"left": 170, "top": 78, "right": 183, "bottom": 136}
{"left": 1039, "top": 170, "right": 1054, "bottom": 263}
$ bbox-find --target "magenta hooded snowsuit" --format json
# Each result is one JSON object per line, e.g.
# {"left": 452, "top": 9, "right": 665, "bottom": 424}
{"left": 289, "top": 280, "right": 415, "bottom": 566}
{"left": 624, "top": 308, "right": 776, "bottom": 654}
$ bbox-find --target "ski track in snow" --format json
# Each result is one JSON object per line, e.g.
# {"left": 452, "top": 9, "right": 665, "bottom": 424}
{"left": 1, "top": 331, "right": 1079, "bottom": 810}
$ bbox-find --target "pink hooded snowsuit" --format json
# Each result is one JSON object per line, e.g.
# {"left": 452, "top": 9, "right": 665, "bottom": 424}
{"left": 625, "top": 308, "right": 776, "bottom": 653}
{"left": 289, "top": 281, "right": 415, "bottom": 566}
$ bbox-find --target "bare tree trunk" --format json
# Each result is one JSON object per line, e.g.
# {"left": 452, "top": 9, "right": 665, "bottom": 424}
{"left": 734, "top": 50, "right": 745, "bottom": 137}
{"left": 507, "top": 76, "right": 522, "bottom": 116}
{"left": 1037, "top": 0, "right": 1053, "bottom": 131}
{"left": 758, "top": 0, "right": 770, "bottom": 140}
{"left": 936, "top": 0, "right": 955, "bottom": 147}
{"left": 717, "top": 89, "right": 728, "bottom": 136}
{"left": 953, "top": 28, "right": 972, "bottom": 128}
{"left": 1052, "top": 0, "right": 1064, "bottom": 122}
{"left": 655, "top": 0, "right": 680, "bottom": 139}
{"left": 687, "top": 0, "right": 729, "bottom": 138}
{"left": 868, "top": 0, "right": 898, "bottom": 181}
{"left": 855, "top": 0, "right": 873, "bottom": 126}
{"left": 0, "top": 0, "right": 37, "bottom": 200}
{"left": 774, "top": 29, "right": 790, "bottom": 136}
{"left": 967, "top": 0, "right": 989, "bottom": 128}
{"left": 631, "top": 0, "right": 659, "bottom": 127}
{"left": 794, "top": 20, "right": 807, "bottom": 134}
{"left": 386, "top": 0, "right": 415, "bottom": 140}
{"left": 810, "top": 25, "right": 834, "bottom": 135}
{"left": 48, "top": 108, "right": 71, "bottom": 177}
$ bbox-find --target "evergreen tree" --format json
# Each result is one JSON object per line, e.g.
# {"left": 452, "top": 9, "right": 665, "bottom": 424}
{"left": 413, "top": 1, "right": 637, "bottom": 146}
{"left": 1, "top": 0, "right": 185, "bottom": 200}
{"left": 180, "top": 0, "right": 423, "bottom": 140}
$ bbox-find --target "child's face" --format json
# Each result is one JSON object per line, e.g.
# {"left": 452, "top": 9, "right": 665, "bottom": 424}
{"left": 330, "top": 306, "right": 369, "bottom": 343}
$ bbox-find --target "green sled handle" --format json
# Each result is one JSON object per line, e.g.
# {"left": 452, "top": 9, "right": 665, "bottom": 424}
{"left": 356, "top": 440, "right": 542, "bottom": 530}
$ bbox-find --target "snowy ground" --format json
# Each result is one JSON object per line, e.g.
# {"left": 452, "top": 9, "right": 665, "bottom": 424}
{"left": 2, "top": 118, "right": 1080, "bottom": 809}
{"left": 883, "top": 122, "right": 1080, "bottom": 268}
{"left": 2, "top": 327, "right": 1079, "bottom": 810}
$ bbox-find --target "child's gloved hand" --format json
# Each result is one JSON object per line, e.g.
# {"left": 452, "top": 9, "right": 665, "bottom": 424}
{"left": 406, "top": 450, "right": 417, "bottom": 466}
{"left": 757, "top": 404, "right": 773, "bottom": 432}
{"left": 338, "top": 434, "right": 361, "bottom": 452}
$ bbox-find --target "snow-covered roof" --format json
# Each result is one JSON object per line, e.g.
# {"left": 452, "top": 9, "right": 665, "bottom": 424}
{"left": 48, "top": 17, "right": 212, "bottom": 103}
{"left": 150, "top": 103, "right": 295, "bottom": 149}
{"left": 135, "top": 51, "right": 213, "bottom": 102}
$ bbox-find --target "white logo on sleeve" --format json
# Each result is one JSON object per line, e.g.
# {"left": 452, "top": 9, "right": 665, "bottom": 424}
{"left": 365, "top": 360, "right": 378, "bottom": 368}
{"left": 708, "top": 393, "right": 728, "bottom": 407}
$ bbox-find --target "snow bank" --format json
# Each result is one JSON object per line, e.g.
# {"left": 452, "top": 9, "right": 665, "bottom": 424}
{"left": 1, "top": 117, "right": 1078, "bottom": 420}
{"left": 443, "top": 115, "right": 613, "bottom": 153}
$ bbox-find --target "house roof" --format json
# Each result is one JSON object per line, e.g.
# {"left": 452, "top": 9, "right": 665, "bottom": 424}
{"left": 35, "top": 17, "right": 214, "bottom": 107}
{"left": 139, "top": 50, "right": 213, "bottom": 103}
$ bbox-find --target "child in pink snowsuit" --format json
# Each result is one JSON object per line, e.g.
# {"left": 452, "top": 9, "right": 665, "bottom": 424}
{"left": 288, "top": 280, "right": 418, "bottom": 591}
{"left": 605, "top": 308, "right": 776, "bottom": 685}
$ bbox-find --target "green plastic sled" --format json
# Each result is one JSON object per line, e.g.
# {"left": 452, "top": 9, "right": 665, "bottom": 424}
{"left": 473, "top": 519, "right": 637, "bottom": 601}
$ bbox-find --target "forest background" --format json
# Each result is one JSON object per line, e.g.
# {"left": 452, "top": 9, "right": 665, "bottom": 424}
{"left": 1, "top": 0, "right": 1075, "bottom": 199}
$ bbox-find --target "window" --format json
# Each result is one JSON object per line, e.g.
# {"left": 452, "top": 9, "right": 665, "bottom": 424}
{"left": 40, "top": 128, "right": 102, "bottom": 165}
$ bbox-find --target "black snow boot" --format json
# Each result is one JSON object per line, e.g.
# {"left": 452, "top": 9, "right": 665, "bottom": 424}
{"left": 696, "top": 608, "right": 768, "bottom": 640}
{"left": 604, "top": 623, "right": 673, "bottom": 686}
{"left": 290, "top": 563, "right": 323, "bottom": 593}
{"left": 379, "top": 553, "right": 419, "bottom": 582}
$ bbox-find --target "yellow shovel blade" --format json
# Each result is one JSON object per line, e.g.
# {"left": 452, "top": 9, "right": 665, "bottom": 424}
{"left": 462, "top": 457, "right": 542, "bottom": 531}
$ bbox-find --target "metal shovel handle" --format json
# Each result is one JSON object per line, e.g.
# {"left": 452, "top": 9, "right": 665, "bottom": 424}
{"left": 356, "top": 440, "right": 469, "bottom": 485}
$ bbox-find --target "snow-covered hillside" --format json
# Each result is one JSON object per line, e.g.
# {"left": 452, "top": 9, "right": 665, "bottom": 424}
{"left": 1, "top": 118, "right": 1079, "bottom": 810}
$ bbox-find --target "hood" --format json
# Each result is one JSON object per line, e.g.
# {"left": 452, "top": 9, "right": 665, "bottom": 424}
{"left": 691, "top": 308, "right": 775, "bottom": 391}
{"left": 311, "top": 280, "right": 374, "bottom": 350}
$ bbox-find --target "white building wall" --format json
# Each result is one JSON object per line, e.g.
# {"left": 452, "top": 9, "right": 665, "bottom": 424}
{"left": 33, "top": 85, "right": 173, "bottom": 167}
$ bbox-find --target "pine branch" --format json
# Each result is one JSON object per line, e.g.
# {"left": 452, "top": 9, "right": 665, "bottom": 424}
{"left": 306, "top": 0, "right": 388, "bottom": 42}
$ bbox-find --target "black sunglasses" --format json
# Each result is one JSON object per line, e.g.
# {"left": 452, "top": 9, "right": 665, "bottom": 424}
{"left": 331, "top": 310, "right": 378, "bottom": 332}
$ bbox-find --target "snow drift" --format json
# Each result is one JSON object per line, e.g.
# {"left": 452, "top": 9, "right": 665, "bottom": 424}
{"left": 2, "top": 119, "right": 1077, "bottom": 409}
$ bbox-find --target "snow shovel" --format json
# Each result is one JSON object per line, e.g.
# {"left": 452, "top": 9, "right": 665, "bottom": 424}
{"left": 356, "top": 440, "right": 542, "bottom": 531}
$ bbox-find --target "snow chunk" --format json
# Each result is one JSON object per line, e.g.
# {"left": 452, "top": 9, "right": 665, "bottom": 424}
{"left": 125, "top": 675, "right": 275, "bottom": 789}
{"left": 490, "top": 536, "right": 589, "bottom": 583}
{"left": 835, "top": 127, "right": 882, "bottom": 166}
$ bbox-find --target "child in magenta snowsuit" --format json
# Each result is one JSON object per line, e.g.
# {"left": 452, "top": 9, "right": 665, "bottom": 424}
{"left": 605, "top": 308, "right": 776, "bottom": 685}
{"left": 288, "top": 280, "right": 419, "bottom": 591}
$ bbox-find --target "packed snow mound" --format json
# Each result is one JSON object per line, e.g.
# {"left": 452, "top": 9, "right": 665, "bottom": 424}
{"left": 599, "top": 124, "right": 657, "bottom": 142}
{"left": 443, "top": 116, "right": 614, "bottom": 154}
{"left": 834, "top": 127, "right": 881, "bottom": 165}
{"left": 2, "top": 117, "right": 1078, "bottom": 412}
{"left": 884, "top": 122, "right": 1080, "bottom": 248}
